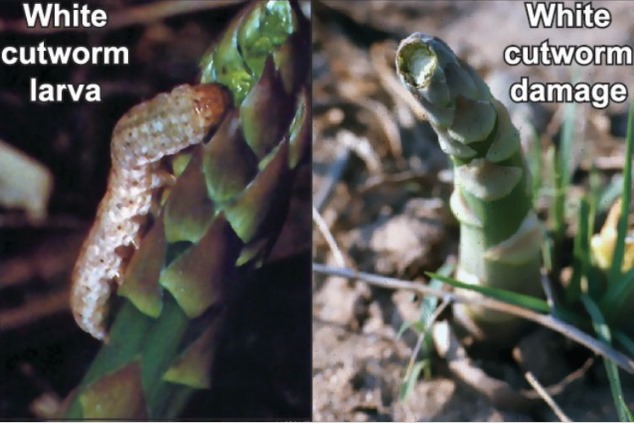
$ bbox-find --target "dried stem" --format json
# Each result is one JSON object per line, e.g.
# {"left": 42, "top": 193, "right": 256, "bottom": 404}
{"left": 312, "top": 205, "right": 347, "bottom": 268}
{"left": 523, "top": 371, "right": 572, "bottom": 422}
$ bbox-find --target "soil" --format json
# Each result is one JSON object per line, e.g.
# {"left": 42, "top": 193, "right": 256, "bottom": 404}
{"left": 312, "top": 0, "right": 634, "bottom": 421}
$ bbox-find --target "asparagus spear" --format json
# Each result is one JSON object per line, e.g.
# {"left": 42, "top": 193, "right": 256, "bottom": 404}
{"left": 64, "top": 0, "right": 309, "bottom": 418}
{"left": 395, "top": 33, "right": 544, "bottom": 345}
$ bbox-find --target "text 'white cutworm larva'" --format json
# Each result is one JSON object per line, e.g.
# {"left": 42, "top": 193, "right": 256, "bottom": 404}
{"left": 70, "top": 83, "right": 230, "bottom": 340}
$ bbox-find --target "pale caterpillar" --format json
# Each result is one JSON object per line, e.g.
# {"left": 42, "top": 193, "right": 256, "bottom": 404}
{"left": 70, "top": 83, "right": 230, "bottom": 340}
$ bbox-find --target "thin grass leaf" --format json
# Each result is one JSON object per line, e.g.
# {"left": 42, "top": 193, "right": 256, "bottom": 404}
{"left": 603, "top": 359, "right": 634, "bottom": 422}
{"left": 614, "top": 330, "right": 634, "bottom": 357}
{"left": 552, "top": 99, "right": 577, "bottom": 245}
{"left": 398, "top": 260, "right": 456, "bottom": 398}
{"left": 601, "top": 268, "right": 634, "bottom": 312}
{"left": 526, "top": 126, "right": 543, "bottom": 203}
{"left": 398, "top": 262, "right": 456, "bottom": 395}
{"left": 541, "top": 236, "right": 554, "bottom": 273}
{"left": 598, "top": 175, "right": 625, "bottom": 213}
{"left": 567, "top": 198, "right": 592, "bottom": 303}
{"left": 586, "top": 166, "right": 602, "bottom": 299}
{"left": 588, "top": 166, "right": 601, "bottom": 227}
{"left": 420, "top": 261, "right": 454, "bottom": 325}
{"left": 580, "top": 294, "right": 634, "bottom": 422}
{"left": 580, "top": 294, "right": 612, "bottom": 340}
{"left": 608, "top": 99, "right": 634, "bottom": 285}
{"left": 396, "top": 320, "right": 415, "bottom": 339}
{"left": 426, "top": 272, "right": 550, "bottom": 313}
{"left": 544, "top": 144, "right": 557, "bottom": 196}
{"left": 581, "top": 175, "right": 607, "bottom": 299}
{"left": 399, "top": 360, "right": 427, "bottom": 401}
{"left": 559, "top": 96, "right": 577, "bottom": 189}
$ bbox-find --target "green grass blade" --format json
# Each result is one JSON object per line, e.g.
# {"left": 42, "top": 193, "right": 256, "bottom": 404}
{"left": 558, "top": 101, "right": 576, "bottom": 189}
{"left": 601, "top": 268, "right": 634, "bottom": 312}
{"left": 603, "top": 359, "right": 634, "bottom": 422}
{"left": 399, "top": 262, "right": 457, "bottom": 401}
{"left": 426, "top": 272, "right": 550, "bottom": 313}
{"left": 608, "top": 98, "right": 634, "bottom": 285}
{"left": 598, "top": 175, "right": 625, "bottom": 213}
{"left": 587, "top": 166, "right": 600, "bottom": 258}
{"left": 396, "top": 320, "right": 415, "bottom": 339}
{"left": 580, "top": 295, "right": 634, "bottom": 422}
{"left": 416, "top": 261, "right": 456, "bottom": 365}
{"left": 552, "top": 99, "right": 577, "bottom": 245}
{"left": 567, "top": 197, "right": 591, "bottom": 303}
{"left": 614, "top": 330, "right": 634, "bottom": 357}
{"left": 420, "top": 261, "right": 455, "bottom": 325}
{"left": 541, "top": 236, "right": 554, "bottom": 273}
{"left": 399, "top": 360, "right": 427, "bottom": 401}
{"left": 526, "top": 126, "right": 543, "bottom": 203}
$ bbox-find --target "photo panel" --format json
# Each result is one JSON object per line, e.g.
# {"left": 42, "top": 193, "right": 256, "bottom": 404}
{"left": 0, "top": 0, "right": 311, "bottom": 420}
{"left": 312, "top": 0, "right": 634, "bottom": 422}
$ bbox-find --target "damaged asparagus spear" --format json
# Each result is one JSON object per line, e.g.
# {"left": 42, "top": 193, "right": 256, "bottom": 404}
{"left": 395, "top": 33, "right": 544, "bottom": 345}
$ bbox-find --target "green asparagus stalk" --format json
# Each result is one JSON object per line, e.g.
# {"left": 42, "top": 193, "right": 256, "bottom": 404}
{"left": 395, "top": 33, "right": 543, "bottom": 345}
{"left": 63, "top": 0, "right": 309, "bottom": 419}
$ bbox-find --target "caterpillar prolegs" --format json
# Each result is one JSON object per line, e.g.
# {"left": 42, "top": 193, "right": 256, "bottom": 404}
{"left": 70, "top": 83, "right": 230, "bottom": 340}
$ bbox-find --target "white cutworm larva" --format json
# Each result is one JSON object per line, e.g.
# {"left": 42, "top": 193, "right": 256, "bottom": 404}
{"left": 70, "top": 83, "right": 230, "bottom": 340}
